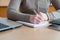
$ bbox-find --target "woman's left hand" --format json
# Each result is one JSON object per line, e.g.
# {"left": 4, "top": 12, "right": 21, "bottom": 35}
{"left": 39, "top": 12, "right": 48, "bottom": 21}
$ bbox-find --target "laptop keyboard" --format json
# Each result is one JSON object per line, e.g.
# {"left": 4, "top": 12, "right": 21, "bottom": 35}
{"left": 0, "top": 23, "right": 9, "bottom": 29}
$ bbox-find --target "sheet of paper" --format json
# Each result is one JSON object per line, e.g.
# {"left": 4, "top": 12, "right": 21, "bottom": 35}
{"left": 16, "top": 21, "right": 49, "bottom": 28}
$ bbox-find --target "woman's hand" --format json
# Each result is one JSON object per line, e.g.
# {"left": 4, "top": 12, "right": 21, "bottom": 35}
{"left": 29, "top": 12, "right": 48, "bottom": 24}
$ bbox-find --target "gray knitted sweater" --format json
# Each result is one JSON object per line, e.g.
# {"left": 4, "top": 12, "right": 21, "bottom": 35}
{"left": 7, "top": 0, "right": 60, "bottom": 22}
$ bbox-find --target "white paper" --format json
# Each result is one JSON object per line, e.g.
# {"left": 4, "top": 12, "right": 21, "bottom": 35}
{"left": 16, "top": 21, "right": 49, "bottom": 28}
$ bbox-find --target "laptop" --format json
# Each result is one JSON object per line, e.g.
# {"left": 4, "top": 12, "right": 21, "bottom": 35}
{"left": 0, "top": 17, "right": 22, "bottom": 31}
{"left": 50, "top": 10, "right": 60, "bottom": 24}
{"left": 48, "top": 10, "right": 60, "bottom": 31}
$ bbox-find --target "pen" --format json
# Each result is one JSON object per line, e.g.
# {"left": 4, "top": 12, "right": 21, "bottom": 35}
{"left": 34, "top": 9, "right": 42, "bottom": 16}
{"left": 33, "top": 10, "right": 39, "bottom": 24}
{"left": 34, "top": 10, "right": 38, "bottom": 15}
{"left": 34, "top": 10, "right": 40, "bottom": 16}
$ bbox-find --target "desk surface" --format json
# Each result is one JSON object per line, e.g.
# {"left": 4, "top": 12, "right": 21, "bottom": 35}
{"left": 0, "top": 5, "right": 59, "bottom": 40}
{"left": 0, "top": 25, "right": 60, "bottom": 40}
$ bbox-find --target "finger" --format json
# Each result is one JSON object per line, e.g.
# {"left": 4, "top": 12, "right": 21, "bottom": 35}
{"left": 30, "top": 18, "right": 41, "bottom": 24}
{"left": 39, "top": 12, "right": 43, "bottom": 16}
{"left": 36, "top": 15, "right": 44, "bottom": 21}
{"left": 30, "top": 20, "right": 34, "bottom": 24}
{"left": 35, "top": 17, "right": 42, "bottom": 22}
{"left": 38, "top": 16, "right": 44, "bottom": 21}
{"left": 39, "top": 12, "right": 48, "bottom": 20}
{"left": 40, "top": 13, "right": 48, "bottom": 21}
{"left": 33, "top": 19, "right": 41, "bottom": 24}
{"left": 34, "top": 21, "right": 40, "bottom": 24}
{"left": 30, "top": 18, "right": 35, "bottom": 24}
{"left": 30, "top": 17, "right": 41, "bottom": 24}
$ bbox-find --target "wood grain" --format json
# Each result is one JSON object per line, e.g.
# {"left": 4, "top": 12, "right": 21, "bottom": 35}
{"left": 0, "top": 6, "right": 7, "bottom": 17}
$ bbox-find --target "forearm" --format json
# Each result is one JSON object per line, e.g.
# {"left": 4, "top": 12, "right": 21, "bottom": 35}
{"left": 7, "top": 0, "right": 31, "bottom": 22}
{"left": 7, "top": 8, "right": 30, "bottom": 22}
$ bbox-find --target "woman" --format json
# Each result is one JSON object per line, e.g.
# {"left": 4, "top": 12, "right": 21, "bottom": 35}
{"left": 7, "top": 0, "right": 60, "bottom": 24}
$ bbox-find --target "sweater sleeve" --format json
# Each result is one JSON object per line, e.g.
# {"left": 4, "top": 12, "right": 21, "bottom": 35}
{"left": 7, "top": 0, "right": 30, "bottom": 22}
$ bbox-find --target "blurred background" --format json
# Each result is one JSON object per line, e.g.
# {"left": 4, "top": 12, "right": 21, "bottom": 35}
{"left": 0, "top": 0, "right": 10, "bottom": 17}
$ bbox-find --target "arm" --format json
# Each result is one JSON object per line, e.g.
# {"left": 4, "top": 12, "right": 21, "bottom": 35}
{"left": 51, "top": 0, "right": 60, "bottom": 10}
{"left": 7, "top": 0, "right": 30, "bottom": 22}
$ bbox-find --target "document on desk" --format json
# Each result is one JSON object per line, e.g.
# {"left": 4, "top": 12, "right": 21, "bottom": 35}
{"left": 16, "top": 21, "right": 49, "bottom": 27}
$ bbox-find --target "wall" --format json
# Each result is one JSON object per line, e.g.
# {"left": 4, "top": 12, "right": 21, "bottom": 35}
{"left": 0, "top": 0, "right": 10, "bottom": 17}
{"left": 0, "top": 0, "right": 10, "bottom": 6}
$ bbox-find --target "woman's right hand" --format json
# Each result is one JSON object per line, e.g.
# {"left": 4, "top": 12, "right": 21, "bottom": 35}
{"left": 29, "top": 12, "right": 48, "bottom": 24}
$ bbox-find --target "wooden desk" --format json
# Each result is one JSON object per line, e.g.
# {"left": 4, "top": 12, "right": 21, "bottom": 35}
{"left": 0, "top": 26, "right": 60, "bottom": 40}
